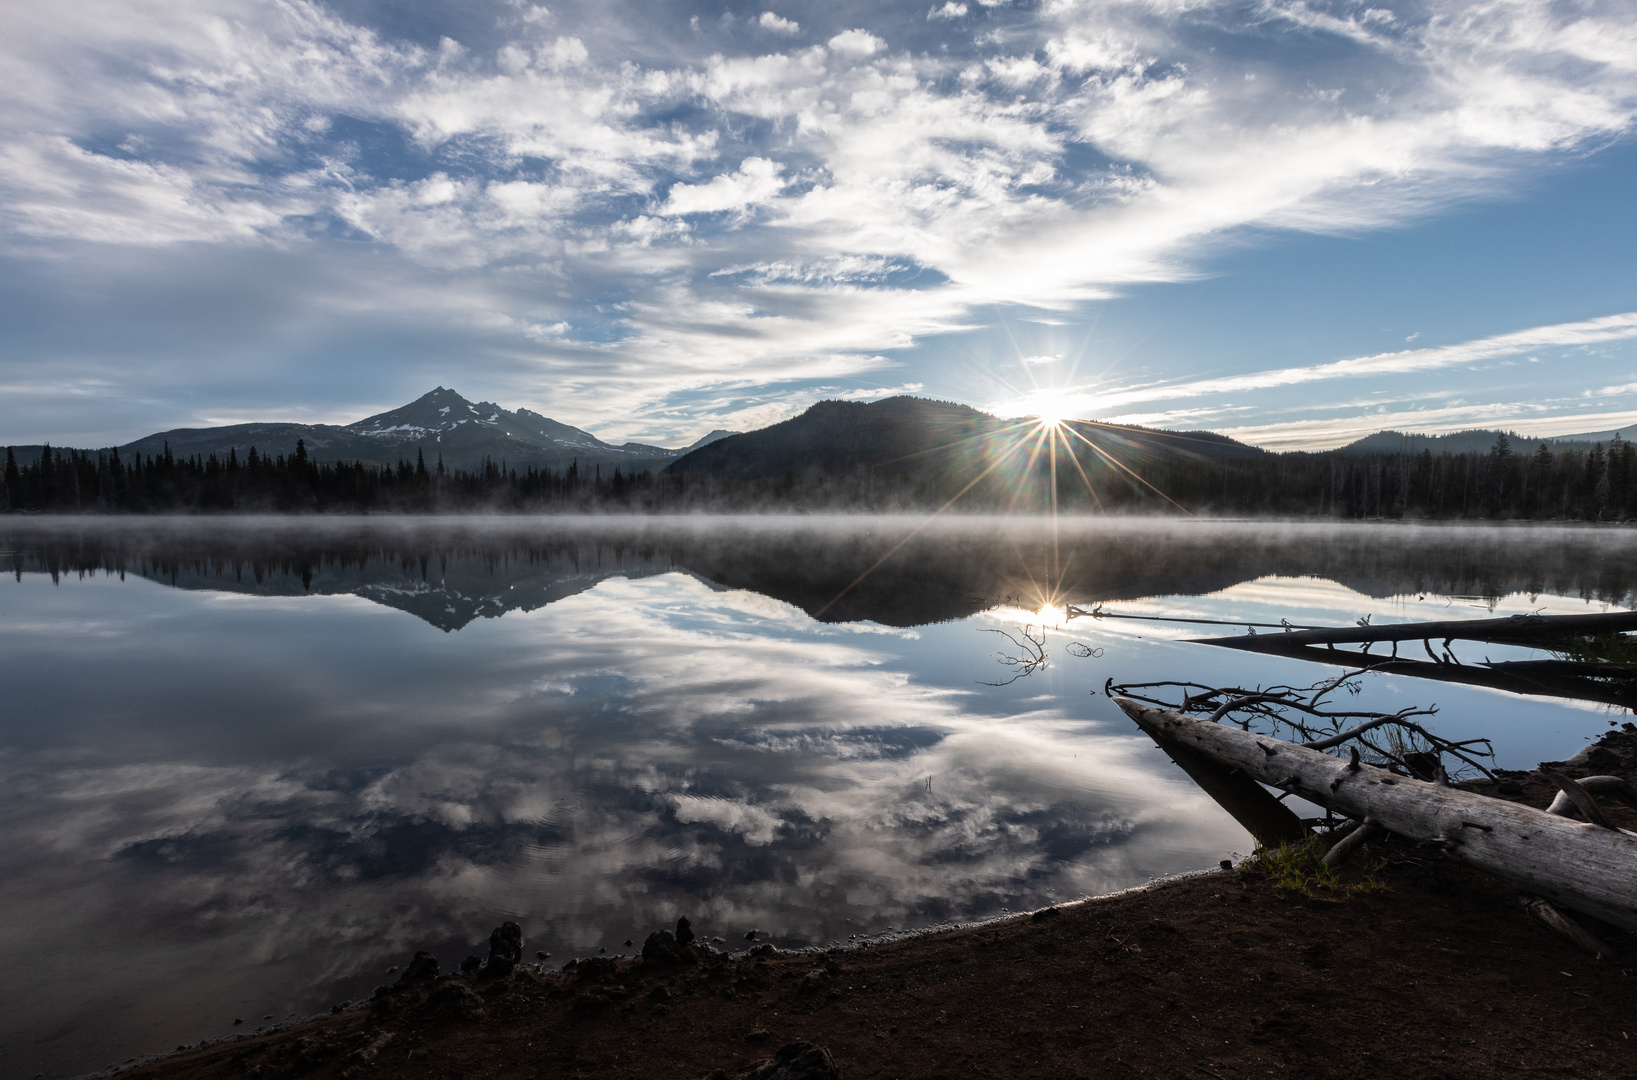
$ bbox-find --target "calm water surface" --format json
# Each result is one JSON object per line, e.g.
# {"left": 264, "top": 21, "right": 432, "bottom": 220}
{"left": 2, "top": 516, "right": 1633, "bottom": 1078}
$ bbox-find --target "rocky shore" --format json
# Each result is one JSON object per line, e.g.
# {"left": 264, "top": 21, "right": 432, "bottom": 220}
{"left": 116, "top": 731, "right": 1637, "bottom": 1080}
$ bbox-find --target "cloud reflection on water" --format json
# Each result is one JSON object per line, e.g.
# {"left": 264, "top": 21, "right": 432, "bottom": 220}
{"left": 0, "top": 563, "right": 1239, "bottom": 1078}
{"left": 3, "top": 517, "right": 1634, "bottom": 1077}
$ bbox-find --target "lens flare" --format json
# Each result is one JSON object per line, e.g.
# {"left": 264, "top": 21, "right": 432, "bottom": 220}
{"left": 811, "top": 393, "right": 1234, "bottom": 622}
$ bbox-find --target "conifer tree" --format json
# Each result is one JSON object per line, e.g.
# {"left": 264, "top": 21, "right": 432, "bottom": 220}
{"left": 2, "top": 447, "right": 17, "bottom": 509}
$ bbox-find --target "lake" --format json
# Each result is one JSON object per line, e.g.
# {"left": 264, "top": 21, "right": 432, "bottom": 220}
{"left": 2, "top": 516, "right": 1633, "bottom": 1078}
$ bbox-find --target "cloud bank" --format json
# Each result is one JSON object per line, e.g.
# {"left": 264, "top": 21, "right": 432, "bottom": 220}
{"left": 0, "top": 0, "right": 1635, "bottom": 444}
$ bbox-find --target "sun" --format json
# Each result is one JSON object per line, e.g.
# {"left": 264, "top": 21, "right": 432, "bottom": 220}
{"left": 1033, "top": 407, "right": 1068, "bottom": 429}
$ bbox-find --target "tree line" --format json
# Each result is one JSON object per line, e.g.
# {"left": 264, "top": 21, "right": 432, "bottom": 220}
{"left": 1165, "top": 433, "right": 1637, "bottom": 521}
{"left": 0, "top": 440, "right": 663, "bottom": 513}
{"left": 4, "top": 432, "right": 1635, "bottom": 519}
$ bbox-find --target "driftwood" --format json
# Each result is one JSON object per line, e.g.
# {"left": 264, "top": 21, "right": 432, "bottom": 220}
{"left": 1115, "top": 697, "right": 1637, "bottom": 933}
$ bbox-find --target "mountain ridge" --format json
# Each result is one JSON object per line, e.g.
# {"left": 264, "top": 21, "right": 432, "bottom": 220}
{"left": 112, "top": 388, "right": 738, "bottom": 473}
{"left": 668, "top": 396, "right": 1266, "bottom": 482}
{"left": 11, "top": 388, "right": 1633, "bottom": 474}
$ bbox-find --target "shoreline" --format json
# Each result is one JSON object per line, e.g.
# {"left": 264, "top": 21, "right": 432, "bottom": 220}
{"left": 112, "top": 737, "right": 1637, "bottom": 1080}
{"left": 93, "top": 869, "right": 1231, "bottom": 1079}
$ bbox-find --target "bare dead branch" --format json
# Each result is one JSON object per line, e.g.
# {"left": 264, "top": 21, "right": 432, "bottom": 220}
{"left": 1545, "top": 775, "right": 1637, "bottom": 821}
{"left": 980, "top": 625, "right": 1049, "bottom": 686}
{"left": 1106, "top": 672, "right": 1495, "bottom": 780}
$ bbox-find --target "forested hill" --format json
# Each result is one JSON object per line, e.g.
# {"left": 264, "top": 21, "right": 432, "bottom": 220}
{"left": 4, "top": 397, "right": 1637, "bottom": 520}
{"left": 1342, "top": 422, "right": 1637, "bottom": 456}
{"left": 1344, "top": 428, "right": 1591, "bottom": 456}
{"left": 669, "top": 397, "right": 1264, "bottom": 480}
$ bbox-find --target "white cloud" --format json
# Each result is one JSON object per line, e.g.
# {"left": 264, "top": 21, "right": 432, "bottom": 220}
{"left": 928, "top": 2, "right": 969, "bottom": 19}
{"left": 827, "top": 29, "right": 885, "bottom": 57}
{"left": 661, "top": 157, "right": 786, "bottom": 217}
{"left": 1084, "top": 312, "right": 1637, "bottom": 413}
{"left": 0, "top": 135, "right": 294, "bottom": 245}
{"left": 757, "top": 12, "right": 800, "bottom": 35}
{"left": 2, "top": 0, "right": 1637, "bottom": 441}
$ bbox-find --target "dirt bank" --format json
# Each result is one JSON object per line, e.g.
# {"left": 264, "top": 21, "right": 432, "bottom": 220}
{"left": 118, "top": 733, "right": 1637, "bottom": 1080}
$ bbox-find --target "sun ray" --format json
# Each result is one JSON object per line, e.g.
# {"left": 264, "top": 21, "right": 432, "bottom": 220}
{"left": 1057, "top": 425, "right": 1106, "bottom": 512}
{"left": 1062, "top": 422, "right": 1200, "bottom": 517}
{"left": 1001, "top": 426, "right": 1055, "bottom": 517}
{"left": 1005, "top": 535, "right": 1051, "bottom": 610}
{"left": 814, "top": 395, "right": 1239, "bottom": 623}
{"left": 1048, "top": 421, "right": 1060, "bottom": 594}
{"left": 860, "top": 416, "right": 1039, "bottom": 472}
{"left": 814, "top": 436, "right": 1033, "bottom": 618}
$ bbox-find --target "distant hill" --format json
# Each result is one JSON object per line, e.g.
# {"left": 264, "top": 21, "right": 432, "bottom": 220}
{"left": 668, "top": 396, "right": 1264, "bottom": 486}
{"left": 1341, "top": 428, "right": 1606, "bottom": 456}
{"left": 1553, "top": 422, "right": 1637, "bottom": 445}
{"left": 680, "top": 429, "right": 738, "bottom": 453}
{"left": 108, "top": 387, "right": 739, "bottom": 473}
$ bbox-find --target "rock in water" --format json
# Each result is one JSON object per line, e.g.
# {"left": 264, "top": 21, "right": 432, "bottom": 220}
{"left": 731, "top": 1041, "right": 840, "bottom": 1080}
{"left": 482, "top": 922, "right": 523, "bottom": 979}
{"left": 675, "top": 916, "right": 695, "bottom": 946}
{"left": 641, "top": 929, "right": 696, "bottom": 967}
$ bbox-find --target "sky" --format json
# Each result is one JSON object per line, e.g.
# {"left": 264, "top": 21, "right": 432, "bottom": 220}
{"left": 2, "top": 0, "right": 1635, "bottom": 451}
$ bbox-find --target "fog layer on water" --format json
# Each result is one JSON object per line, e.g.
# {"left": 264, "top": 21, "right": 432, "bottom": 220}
{"left": 1, "top": 516, "right": 1630, "bottom": 1078}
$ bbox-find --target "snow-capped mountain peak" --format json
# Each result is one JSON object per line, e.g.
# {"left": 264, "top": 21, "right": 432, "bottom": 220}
{"left": 120, "top": 387, "right": 724, "bottom": 474}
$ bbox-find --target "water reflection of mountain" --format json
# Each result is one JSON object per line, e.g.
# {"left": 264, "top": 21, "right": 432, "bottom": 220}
{"left": 148, "top": 553, "right": 679, "bottom": 632}
{"left": 3, "top": 516, "right": 1629, "bottom": 1079}
{"left": 7, "top": 518, "right": 1636, "bottom": 628}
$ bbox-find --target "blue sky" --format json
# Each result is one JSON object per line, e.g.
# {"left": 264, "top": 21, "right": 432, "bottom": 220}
{"left": 2, "top": 0, "right": 1635, "bottom": 449}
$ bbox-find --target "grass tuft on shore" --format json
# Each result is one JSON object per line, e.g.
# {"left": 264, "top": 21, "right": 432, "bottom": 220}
{"left": 1244, "top": 836, "right": 1389, "bottom": 899}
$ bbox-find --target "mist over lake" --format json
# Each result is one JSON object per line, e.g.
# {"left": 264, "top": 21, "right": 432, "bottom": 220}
{"left": 2, "top": 516, "right": 1632, "bottom": 1078}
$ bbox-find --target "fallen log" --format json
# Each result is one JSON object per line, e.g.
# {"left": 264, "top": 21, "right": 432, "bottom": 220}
{"left": 1183, "top": 610, "right": 1637, "bottom": 650}
{"left": 1179, "top": 643, "right": 1637, "bottom": 711}
{"left": 1137, "top": 723, "right": 1309, "bottom": 848}
{"left": 1114, "top": 697, "right": 1637, "bottom": 933}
